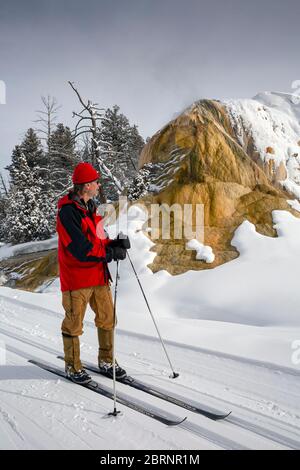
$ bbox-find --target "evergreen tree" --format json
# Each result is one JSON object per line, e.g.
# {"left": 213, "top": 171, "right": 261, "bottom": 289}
{"left": 127, "top": 165, "right": 151, "bottom": 201}
{"left": 5, "top": 145, "right": 23, "bottom": 187}
{"left": 3, "top": 124, "right": 80, "bottom": 244}
{"left": 97, "top": 105, "right": 145, "bottom": 200}
{"left": 127, "top": 162, "right": 164, "bottom": 201}
{"left": 0, "top": 173, "right": 8, "bottom": 237}
{"left": 2, "top": 153, "right": 54, "bottom": 244}
{"left": 0, "top": 192, "right": 6, "bottom": 242}
{"left": 21, "top": 128, "right": 45, "bottom": 169}
{"left": 128, "top": 124, "right": 145, "bottom": 168}
{"left": 127, "top": 163, "right": 158, "bottom": 200}
{"left": 5, "top": 130, "right": 46, "bottom": 186}
{"left": 48, "top": 123, "right": 80, "bottom": 194}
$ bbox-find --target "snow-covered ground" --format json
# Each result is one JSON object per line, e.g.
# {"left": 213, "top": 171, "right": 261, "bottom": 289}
{"left": 0, "top": 206, "right": 300, "bottom": 449}
{"left": 0, "top": 236, "right": 58, "bottom": 262}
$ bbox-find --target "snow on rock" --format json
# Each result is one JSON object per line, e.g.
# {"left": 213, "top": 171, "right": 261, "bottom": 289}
{"left": 287, "top": 199, "right": 300, "bottom": 212}
{"left": 186, "top": 239, "right": 215, "bottom": 263}
{"left": 35, "top": 277, "right": 61, "bottom": 294}
{"left": 225, "top": 91, "right": 300, "bottom": 199}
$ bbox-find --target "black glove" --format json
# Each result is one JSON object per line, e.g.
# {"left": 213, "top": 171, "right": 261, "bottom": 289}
{"left": 112, "top": 246, "right": 127, "bottom": 261}
{"left": 110, "top": 233, "right": 131, "bottom": 250}
{"left": 104, "top": 246, "right": 114, "bottom": 263}
{"left": 104, "top": 246, "right": 126, "bottom": 263}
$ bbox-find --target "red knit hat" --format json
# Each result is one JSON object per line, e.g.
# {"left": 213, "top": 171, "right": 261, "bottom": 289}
{"left": 72, "top": 162, "right": 100, "bottom": 184}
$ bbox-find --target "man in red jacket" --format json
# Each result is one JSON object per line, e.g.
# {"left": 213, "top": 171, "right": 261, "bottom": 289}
{"left": 57, "top": 162, "right": 128, "bottom": 384}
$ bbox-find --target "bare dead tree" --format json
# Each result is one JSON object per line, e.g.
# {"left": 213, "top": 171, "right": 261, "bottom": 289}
{"left": 68, "top": 81, "right": 124, "bottom": 202}
{"left": 34, "top": 95, "right": 61, "bottom": 154}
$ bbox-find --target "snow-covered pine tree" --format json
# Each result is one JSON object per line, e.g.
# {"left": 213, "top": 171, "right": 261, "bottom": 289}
{"left": 128, "top": 124, "right": 145, "bottom": 170}
{"left": 5, "top": 146, "right": 23, "bottom": 187}
{"left": 3, "top": 153, "right": 54, "bottom": 244}
{"left": 48, "top": 123, "right": 80, "bottom": 195}
{"left": 97, "top": 105, "right": 130, "bottom": 200}
{"left": 97, "top": 105, "right": 144, "bottom": 200}
{"left": 0, "top": 171, "right": 9, "bottom": 198}
{"left": 21, "top": 128, "right": 45, "bottom": 170}
{"left": 5, "top": 129, "right": 47, "bottom": 186}
{"left": 127, "top": 163, "right": 154, "bottom": 200}
{"left": 0, "top": 182, "right": 7, "bottom": 242}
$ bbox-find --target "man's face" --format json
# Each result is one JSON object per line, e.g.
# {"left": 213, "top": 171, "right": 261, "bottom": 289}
{"left": 84, "top": 179, "right": 100, "bottom": 198}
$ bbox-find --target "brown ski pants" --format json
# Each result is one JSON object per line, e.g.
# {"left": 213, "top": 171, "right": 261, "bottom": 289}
{"left": 61, "top": 285, "right": 115, "bottom": 372}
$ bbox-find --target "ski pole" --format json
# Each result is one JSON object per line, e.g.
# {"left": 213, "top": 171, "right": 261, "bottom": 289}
{"left": 127, "top": 251, "right": 179, "bottom": 379}
{"left": 108, "top": 259, "right": 121, "bottom": 417}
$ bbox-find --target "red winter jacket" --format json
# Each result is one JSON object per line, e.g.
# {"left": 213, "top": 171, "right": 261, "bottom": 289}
{"left": 56, "top": 192, "right": 111, "bottom": 292}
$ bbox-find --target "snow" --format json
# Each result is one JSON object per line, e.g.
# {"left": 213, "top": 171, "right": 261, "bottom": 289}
{"left": 0, "top": 273, "right": 7, "bottom": 286}
{"left": 0, "top": 236, "right": 58, "bottom": 261}
{"left": 1, "top": 205, "right": 300, "bottom": 449}
{"left": 224, "top": 91, "right": 300, "bottom": 199}
{"left": 186, "top": 239, "right": 215, "bottom": 263}
{"left": 287, "top": 198, "right": 300, "bottom": 212}
{"left": 0, "top": 340, "right": 5, "bottom": 365}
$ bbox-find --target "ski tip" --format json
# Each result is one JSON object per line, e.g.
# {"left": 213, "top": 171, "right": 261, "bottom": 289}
{"left": 168, "top": 416, "right": 187, "bottom": 426}
{"left": 215, "top": 411, "right": 232, "bottom": 421}
{"left": 28, "top": 359, "right": 38, "bottom": 365}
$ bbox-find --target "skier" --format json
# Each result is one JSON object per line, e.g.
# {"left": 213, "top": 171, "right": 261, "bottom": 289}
{"left": 56, "top": 162, "right": 129, "bottom": 384}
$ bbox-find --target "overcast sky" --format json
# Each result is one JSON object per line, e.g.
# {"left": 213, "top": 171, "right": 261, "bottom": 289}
{"left": 0, "top": 0, "right": 299, "bottom": 175}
